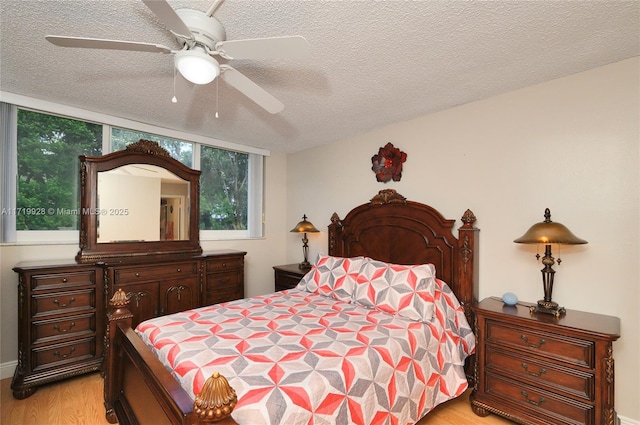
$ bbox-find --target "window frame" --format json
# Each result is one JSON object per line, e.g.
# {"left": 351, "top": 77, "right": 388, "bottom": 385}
{"left": 1, "top": 92, "right": 268, "bottom": 244}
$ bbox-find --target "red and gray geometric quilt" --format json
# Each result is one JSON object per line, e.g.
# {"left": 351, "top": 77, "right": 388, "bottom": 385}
{"left": 136, "top": 280, "right": 474, "bottom": 425}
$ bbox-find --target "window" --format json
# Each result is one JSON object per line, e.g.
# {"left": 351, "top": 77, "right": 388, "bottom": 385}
{"left": 111, "top": 128, "right": 193, "bottom": 167}
{"left": 16, "top": 109, "right": 102, "bottom": 231}
{"left": 1, "top": 99, "right": 266, "bottom": 243}
{"left": 200, "top": 146, "right": 248, "bottom": 231}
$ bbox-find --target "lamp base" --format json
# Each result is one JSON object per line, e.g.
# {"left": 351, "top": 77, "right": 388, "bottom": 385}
{"left": 529, "top": 300, "right": 566, "bottom": 317}
{"left": 298, "top": 261, "right": 312, "bottom": 270}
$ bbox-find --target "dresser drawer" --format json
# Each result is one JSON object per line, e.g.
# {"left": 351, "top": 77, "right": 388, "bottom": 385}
{"left": 32, "top": 313, "right": 95, "bottom": 345}
{"left": 31, "top": 270, "right": 96, "bottom": 291}
{"left": 485, "top": 348, "right": 594, "bottom": 401}
{"left": 206, "top": 257, "right": 243, "bottom": 272}
{"left": 485, "top": 320, "right": 594, "bottom": 368}
{"left": 32, "top": 337, "right": 96, "bottom": 371}
{"left": 204, "top": 288, "right": 242, "bottom": 306}
{"left": 113, "top": 261, "right": 198, "bottom": 284}
{"left": 32, "top": 289, "right": 95, "bottom": 318}
{"left": 205, "top": 272, "right": 241, "bottom": 291}
{"left": 485, "top": 373, "right": 594, "bottom": 425}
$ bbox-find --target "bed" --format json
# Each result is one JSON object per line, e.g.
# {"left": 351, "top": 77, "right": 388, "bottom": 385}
{"left": 103, "top": 189, "right": 479, "bottom": 425}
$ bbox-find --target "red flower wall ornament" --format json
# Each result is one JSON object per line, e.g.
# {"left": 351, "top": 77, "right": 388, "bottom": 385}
{"left": 371, "top": 143, "right": 407, "bottom": 183}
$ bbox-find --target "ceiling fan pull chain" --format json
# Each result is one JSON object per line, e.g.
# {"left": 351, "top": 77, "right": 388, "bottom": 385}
{"left": 172, "top": 67, "right": 178, "bottom": 104}
{"left": 215, "top": 77, "right": 219, "bottom": 118}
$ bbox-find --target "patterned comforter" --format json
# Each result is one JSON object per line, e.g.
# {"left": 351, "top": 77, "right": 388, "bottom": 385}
{"left": 136, "top": 280, "right": 475, "bottom": 425}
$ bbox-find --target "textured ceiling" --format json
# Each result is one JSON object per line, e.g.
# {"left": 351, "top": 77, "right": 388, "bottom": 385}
{"left": 1, "top": 1, "right": 638, "bottom": 154}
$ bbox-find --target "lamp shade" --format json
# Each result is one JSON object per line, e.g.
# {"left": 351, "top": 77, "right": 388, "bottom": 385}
{"left": 514, "top": 208, "right": 587, "bottom": 245}
{"left": 290, "top": 215, "right": 319, "bottom": 233}
{"left": 175, "top": 48, "right": 220, "bottom": 85}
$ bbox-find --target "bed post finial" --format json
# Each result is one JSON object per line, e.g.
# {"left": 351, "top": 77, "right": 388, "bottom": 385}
{"left": 193, "top": 371, "right": 238, "bottom": 422}
{"left": 328, "top": 213, "right": 342, "bottom": 256}
{"left": 461, "top": 209, "right": 477, "bottom": 228}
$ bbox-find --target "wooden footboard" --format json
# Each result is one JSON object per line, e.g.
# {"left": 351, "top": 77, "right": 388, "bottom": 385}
{"left": 104, "top": 290, "right": 238, "bottom": 425}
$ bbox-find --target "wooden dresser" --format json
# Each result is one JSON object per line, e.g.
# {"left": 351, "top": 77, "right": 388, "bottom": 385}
{"left": 11, "top": 260, "right": 104, "bottom": 399}
{"left": 11, "top": 250, "right": 246, "bottom": 399}
{"left": 471, "top": 297, "right": 620, "bottom": 425}
{"left": 273, "top": 263, "right": 308, "bottom": 291}
{"left": 202, "top": 252, "right": 246, "bottom": 305}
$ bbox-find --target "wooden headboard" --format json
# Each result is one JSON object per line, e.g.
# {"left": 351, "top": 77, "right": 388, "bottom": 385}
{"left": 328, "top": 189, "right": 479, "bottom": 318}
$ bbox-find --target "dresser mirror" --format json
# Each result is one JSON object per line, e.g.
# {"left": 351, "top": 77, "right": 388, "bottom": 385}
{"left": 76, "top": 139, "right": 202, "bottom": 263}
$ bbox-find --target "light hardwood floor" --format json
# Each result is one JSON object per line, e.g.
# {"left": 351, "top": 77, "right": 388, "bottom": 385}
{"left": 1, "top": 373, "right": 512, "bottom": 424}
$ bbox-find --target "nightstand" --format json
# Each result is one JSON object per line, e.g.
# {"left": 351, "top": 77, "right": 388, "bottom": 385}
{"left": 273, "top": 264, "right": 308, "bottom": 291}
{"left": 471, "top": 297, "right": 620, "bottom": 425}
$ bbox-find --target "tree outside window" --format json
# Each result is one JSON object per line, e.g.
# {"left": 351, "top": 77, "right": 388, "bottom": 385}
{"left": 16, "top": 109, "right": 102, "bottom": 230}
{"left": 13, "top": 109, "right": 257, "bottom": 237}
{"left": 111, "top": 128, "right": 193, "bottom": 167}
{"left": 200, "top": 146, "right": 248, "bottom": 231}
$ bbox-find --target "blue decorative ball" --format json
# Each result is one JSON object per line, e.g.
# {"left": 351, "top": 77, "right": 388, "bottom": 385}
{"left": 502, "top": 292, "right": 518, "bottom": 306}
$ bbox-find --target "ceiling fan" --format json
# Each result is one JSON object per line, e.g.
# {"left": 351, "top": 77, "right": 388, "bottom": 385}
{"left": 45, "top": 0, "right": 310, "bottom": 114}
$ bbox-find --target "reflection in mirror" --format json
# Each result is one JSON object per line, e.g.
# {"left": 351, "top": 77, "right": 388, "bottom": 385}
{"left": 97, "top": 164, "right": 189, "bottom": 243}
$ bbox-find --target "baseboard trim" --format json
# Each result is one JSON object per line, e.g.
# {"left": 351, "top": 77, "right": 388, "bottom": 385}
{"left": 621, "top": 415, "right": 640, "bottom": 425}
{"left": 1, "top": 360, "right": 17, "bottom": 380}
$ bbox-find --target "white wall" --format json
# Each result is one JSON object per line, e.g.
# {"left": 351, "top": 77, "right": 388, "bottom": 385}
{"left": 0, "top": 151, "right": 289, "bottom": 378}
{"left": 286, "top": 57, "right": 639, "bottom": 422}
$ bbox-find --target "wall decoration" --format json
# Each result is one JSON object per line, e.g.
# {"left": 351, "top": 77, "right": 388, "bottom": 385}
{"left": 371, "top": 142, "right": 407, "bottom": 183}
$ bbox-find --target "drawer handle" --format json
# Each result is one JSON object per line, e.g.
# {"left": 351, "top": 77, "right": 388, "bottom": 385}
{"left": 61, "top": 278, "right": 68, "bottom": 283}
{"left": 135, "top": 272, "right": 140, "bottom": 277}
{"left": 53, "top": 347, "right": 76, "bottom": 359}
{"left": 177, "top": 268, "right": 181, "bottom": 272}
{"left": 168, "top": 285, "right": 188, "bottom": 301}
{"left": 520, "top": 390, "right": 545, "bottom": 406}
{"left": 521, "top": 362, "right": 547, "bottom": 377}
{"left": 53, "top": 297, "right": 76, "bottom": 308}
{"left": 53, "top": 322, "right": 76, "bottom": 333}
{"left": 520, "top": 334, "right": 545, "bottom": 348}
{"left": 131, "top": 292, "right": 148, "bottom": 308}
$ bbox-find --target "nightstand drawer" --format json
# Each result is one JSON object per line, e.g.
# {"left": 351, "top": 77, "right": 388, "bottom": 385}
{"left": 485, "top": 348, "right": 594, "bottom": 401}
{"left": 486, "top": 320, "right": 594, "bottom": 368}
{"left": 276, "top": 273, "right": 303, "bottom": 291}
{"left": 273, "top": 264, "right": 308, "bottom": 291}
{"left": 485, "top": 373, "right": 594, "bottom": 425}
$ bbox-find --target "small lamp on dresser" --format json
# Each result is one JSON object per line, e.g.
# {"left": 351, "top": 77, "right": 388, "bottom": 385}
{"left": 514, "top": 208, "right": 587, "bottom": 317}
{"left": 290, "top": 214, "right": 319, "bottom": 269}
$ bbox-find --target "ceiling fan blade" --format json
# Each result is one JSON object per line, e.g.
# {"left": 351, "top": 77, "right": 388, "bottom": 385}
{"left": 216, "top": 36, "right": 310, "bottom": 60}
{"left": 141, "top": 0, "right": 194, "bottom": 40}
{"left": 219, "top": 66, "right": 284, "bottom": 114}
{"left": 46, "top": 35, "right": 173, "bottom": 54}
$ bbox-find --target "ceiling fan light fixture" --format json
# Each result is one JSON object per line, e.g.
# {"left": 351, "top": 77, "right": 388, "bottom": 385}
{"left": 175, "top": 48, "right": 219, "bottom": 85}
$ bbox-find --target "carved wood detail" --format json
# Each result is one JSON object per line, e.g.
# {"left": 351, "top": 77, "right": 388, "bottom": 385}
{"left": 124, "top": 139, "right": 171, "bottom": 158}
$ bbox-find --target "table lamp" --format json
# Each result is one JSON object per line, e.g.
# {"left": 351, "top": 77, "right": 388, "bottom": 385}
{"left": 290, "top": 214, "right": 319, "bottom": 269}
{"left": 514, "top": 208, "right": 587, "bottom": 316}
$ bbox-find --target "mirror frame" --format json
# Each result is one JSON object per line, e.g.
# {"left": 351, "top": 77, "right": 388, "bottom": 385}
{"left": 76, "top": 139, "right": 202, "bottom": 263}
